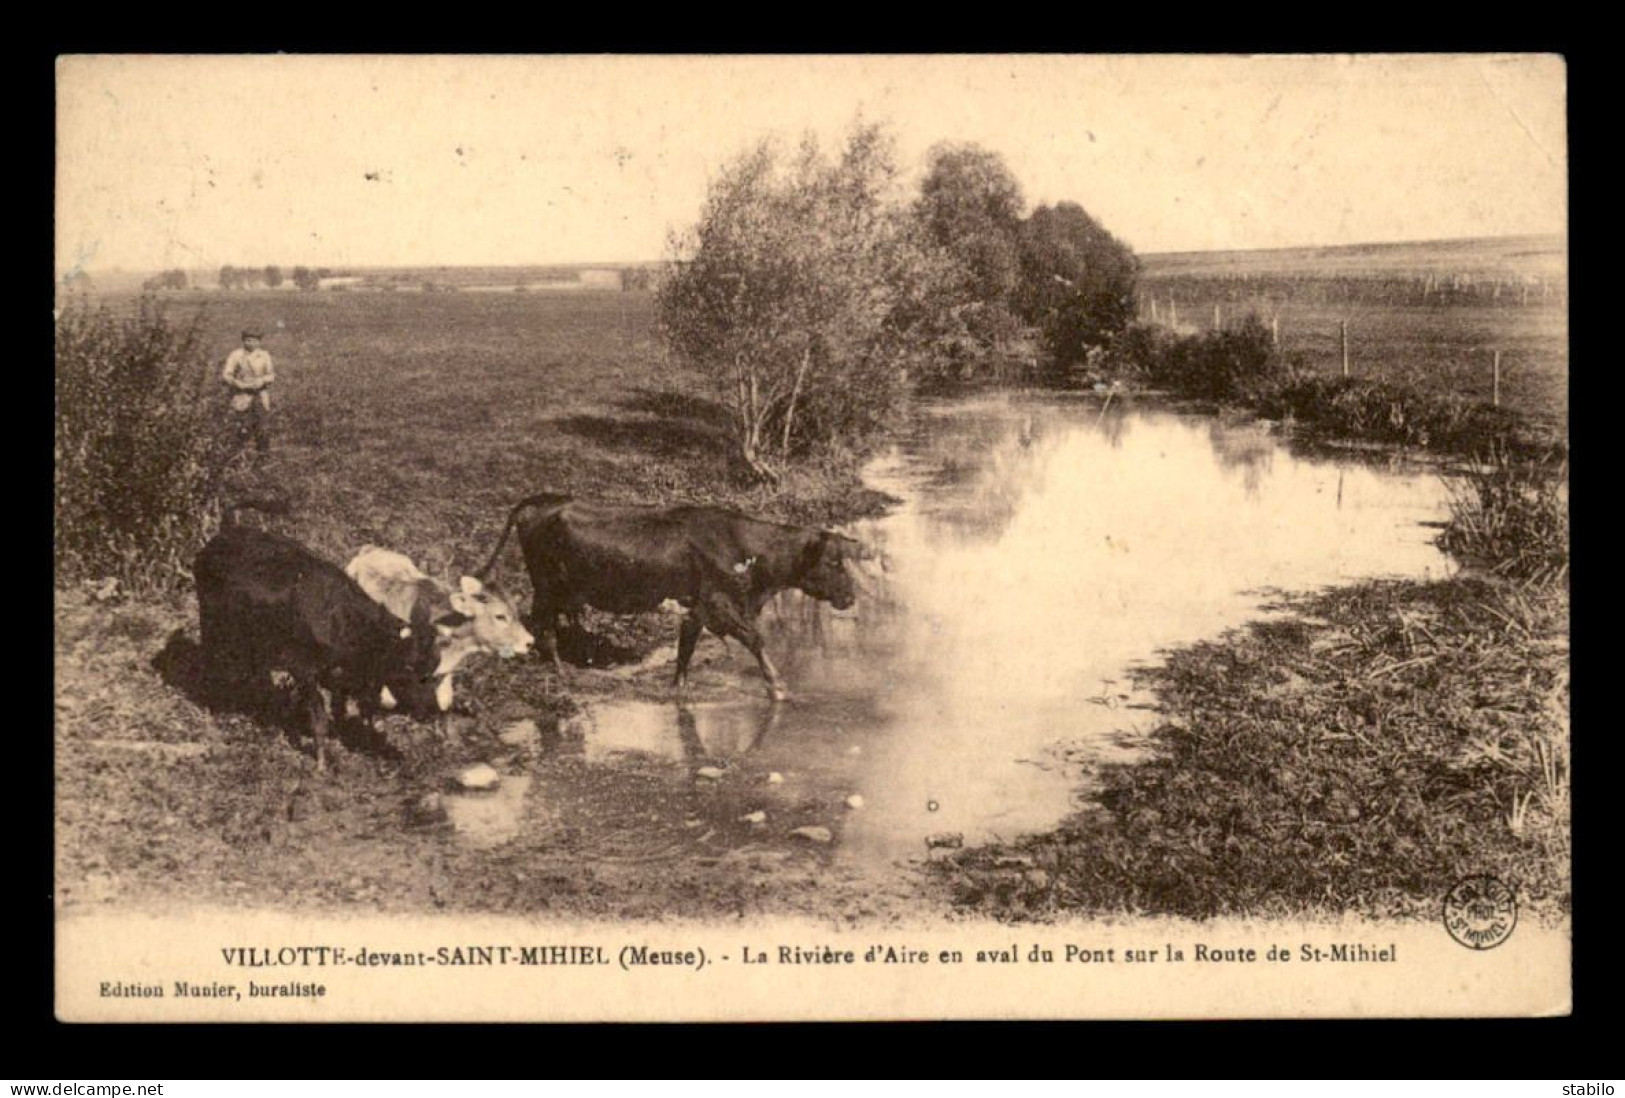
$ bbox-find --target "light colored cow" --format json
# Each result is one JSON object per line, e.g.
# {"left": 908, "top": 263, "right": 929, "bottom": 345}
{"left": 344, "top": 546, "right": 533, "bottom": 720}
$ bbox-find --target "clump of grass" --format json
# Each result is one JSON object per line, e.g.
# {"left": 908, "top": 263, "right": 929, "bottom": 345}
{"left": 1438, "top": 444, "right": 1569, "bottom": 587}
{"left": 55, "top": 298, "right": 236, "bottom": 592}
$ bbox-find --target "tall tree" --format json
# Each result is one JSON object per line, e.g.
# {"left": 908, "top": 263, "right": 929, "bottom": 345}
{"left": 263, "top": 265, "right": 283, "bottom": 289}
{"left": 1016, "top": 201, "right": 1139, "bottom": 371}
{"left": 911, "top": 143, "right": 1033, "bottom": 381}
{"left": 915, "top": 143, "right": 1026, "bottom": 303}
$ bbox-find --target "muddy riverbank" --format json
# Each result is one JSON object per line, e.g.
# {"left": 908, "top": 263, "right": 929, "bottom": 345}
{"left": 937, "top": 575, "right": 1571, "bottom": 923}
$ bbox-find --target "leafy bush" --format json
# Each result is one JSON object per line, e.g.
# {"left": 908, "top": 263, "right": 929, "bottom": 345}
{"left": 55, "top": 299, "right": 233, "bottom": 591}
{"left": 659, "top": 123, "right": 940, "bottom": 481}
{"left": 1125, "top": 313, "right": 1284, "bottom": 400}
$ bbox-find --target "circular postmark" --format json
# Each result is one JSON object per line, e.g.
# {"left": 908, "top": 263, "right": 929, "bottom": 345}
{"left": 1443, "top": 875, "right": 1518, "bottom": 950}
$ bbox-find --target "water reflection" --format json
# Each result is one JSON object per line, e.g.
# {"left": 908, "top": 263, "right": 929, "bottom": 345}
{"left": 580, "top": 394, "right": 1454, "bottom": 865}
{"left": 444, "top": 775, "right": 534, "bottom": 847}
{"left": 1205, "top": 419, "right": 1276, "bottom": 499}
{"left": 579, "top": 700, "right": 783, "bottom": 764}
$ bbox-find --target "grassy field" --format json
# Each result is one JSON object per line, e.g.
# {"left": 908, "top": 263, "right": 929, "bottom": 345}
{"left": 99, "top": 289, "right": 886, "bottom": 569}
{"left": 1141, "top": 233, "right": 1567, "bottom": 280}
{"left": 54, "top": 288, "right": 913, "bottom": 920}
{"left": 1139, "top": 236, "right": 1568, "bottom": 431}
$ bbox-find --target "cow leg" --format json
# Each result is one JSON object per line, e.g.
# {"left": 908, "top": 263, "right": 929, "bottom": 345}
{"left": 528, "top": 596, "right": 566, "bottom": 676}
{"left": 199, "top": 603, "right": 256, "bottom": 707}
{"left": 522, "top": 556, "right": 568, "bottom": 676}
{"left": 529, "top": 605, "right": 562, "bottom": 675}
{"left": 673, "top": 613, "right": 703, "bottom": 690}
{"left": 751, "top": 643, "right": 789, "bottom": 703}
{"left": 742, "top": 598, "right": 789, "bottom": 702}
{"left": 545, "top": 626, "right": 565, "bottom": 676}
{"left": 704, "top": 600, "right": 787, "bottom": 702}
{"left": 356, "top": 691, "right": 377, "bottom": 728}
{"left": 200, "top": 649, "right": 234, "bottom": 707}
{"left": 434, "top": 675, "right": 459, "bottom": 742}
{"left": 197, "top": 601, "right": 228, "bottom": 702}
{"left": 303, "top": 679, "right": 331, "bottom": 773}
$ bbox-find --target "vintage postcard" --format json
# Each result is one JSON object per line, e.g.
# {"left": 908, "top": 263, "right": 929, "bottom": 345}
{"left": 54, "top": 53, "right": 1569, "bottom": 1021}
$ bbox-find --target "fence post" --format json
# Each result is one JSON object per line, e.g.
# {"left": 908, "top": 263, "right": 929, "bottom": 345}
{"left": 1492, "top": 350, "right": 1501, "bottom": 407}
{"left": 1340, "top": 319, "right": 1350, "bottom": 377}
{"left": 1213, "top": 303, "right": 1222, "bottom": 329}
{"left": 1151, "top": 297, "right": 1160, "bottom": 323}
{"left": 1169, "top": 298, "right": 1178, "bottom": 326}
{"left": 1271, "top": 315, "right": 1280, "bottom": 347}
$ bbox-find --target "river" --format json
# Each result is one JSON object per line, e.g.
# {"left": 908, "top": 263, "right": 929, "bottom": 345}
{"left": 457, "top": 393, "right": 1455, "bottom": 866}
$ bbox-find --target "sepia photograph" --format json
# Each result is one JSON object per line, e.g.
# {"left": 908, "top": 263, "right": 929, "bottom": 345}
{"left": 53, "top": 53, "right": 1569, "bottom": 1022}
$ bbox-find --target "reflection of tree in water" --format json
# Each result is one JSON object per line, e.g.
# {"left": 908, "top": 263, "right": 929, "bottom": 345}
{"left": 764, "top": 571, "right": 902, "bottom": 664}
{"left": 1096, "top": 399, "right": 1133, "bottom": 450}
{"left": 1204, "top": 419, "right": 1276, "bottom": 500}
{"left": 908, "top": 411, "right": 1065, "bottom": 545}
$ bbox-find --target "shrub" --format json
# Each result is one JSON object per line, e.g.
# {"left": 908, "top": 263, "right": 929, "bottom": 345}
{"left": 1127, "top": 313, "right": 1284, "bottom": 401}
{"left": 1439, "top": 446, "right": 1569, "bottom": 587}
{"left": 1101, "top": 321, "right": 1178, "bottom": 379}
{"left": 55, "top": 299, "right": 233, "bottom": 592}
{"left": 1254, "top": 372, "right": 1530, "bottom": 454}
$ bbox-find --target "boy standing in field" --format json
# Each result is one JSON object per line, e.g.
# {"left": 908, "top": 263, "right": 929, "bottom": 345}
{"left": 222, "top": 328, "right": 275, "bottom": 453}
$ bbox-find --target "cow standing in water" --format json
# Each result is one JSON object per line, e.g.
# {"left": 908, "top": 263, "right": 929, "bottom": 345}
{"left": 475, "top": 494, "right": 859, "bottom": 700}
{"left": 194, "top": 527, "right": 441, "bottom": 771}
{"left": 344, "top": 547, "right": 533, "bottom": 727}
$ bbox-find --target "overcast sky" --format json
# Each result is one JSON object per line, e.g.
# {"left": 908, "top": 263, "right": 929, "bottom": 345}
{"left": 56, "top": 54, "right": 1566, "bottom": 272}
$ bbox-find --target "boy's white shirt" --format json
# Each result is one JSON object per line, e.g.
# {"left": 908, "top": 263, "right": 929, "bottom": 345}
{"left": 223, "top": 347, "right": 275, "bottom": 389}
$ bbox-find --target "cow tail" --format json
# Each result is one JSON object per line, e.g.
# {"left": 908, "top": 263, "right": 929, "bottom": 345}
{"left": 475, "top": 493, "right": 570, "bottom": 580}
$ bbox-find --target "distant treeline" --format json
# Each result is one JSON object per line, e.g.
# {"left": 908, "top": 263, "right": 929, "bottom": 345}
{"left": 133, "top": 264, "right": 662, "bottom": 294}
{"left": 141, "top": 266, "right": 335, "bottom": 291}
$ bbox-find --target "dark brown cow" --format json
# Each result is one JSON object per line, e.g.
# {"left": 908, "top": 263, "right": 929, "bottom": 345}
{"left": 195, "top": 526, "right": 441, "bottom": 769}
{"left": 476, "top": 494, "right": 859, "bottom": 700}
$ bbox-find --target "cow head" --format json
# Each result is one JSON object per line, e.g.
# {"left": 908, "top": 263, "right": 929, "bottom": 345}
{"left": 797, "top": 531, "right": 858, "bottom": 611}
{"left": 446, "top": 574, "right": 534, "bottom": 658}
